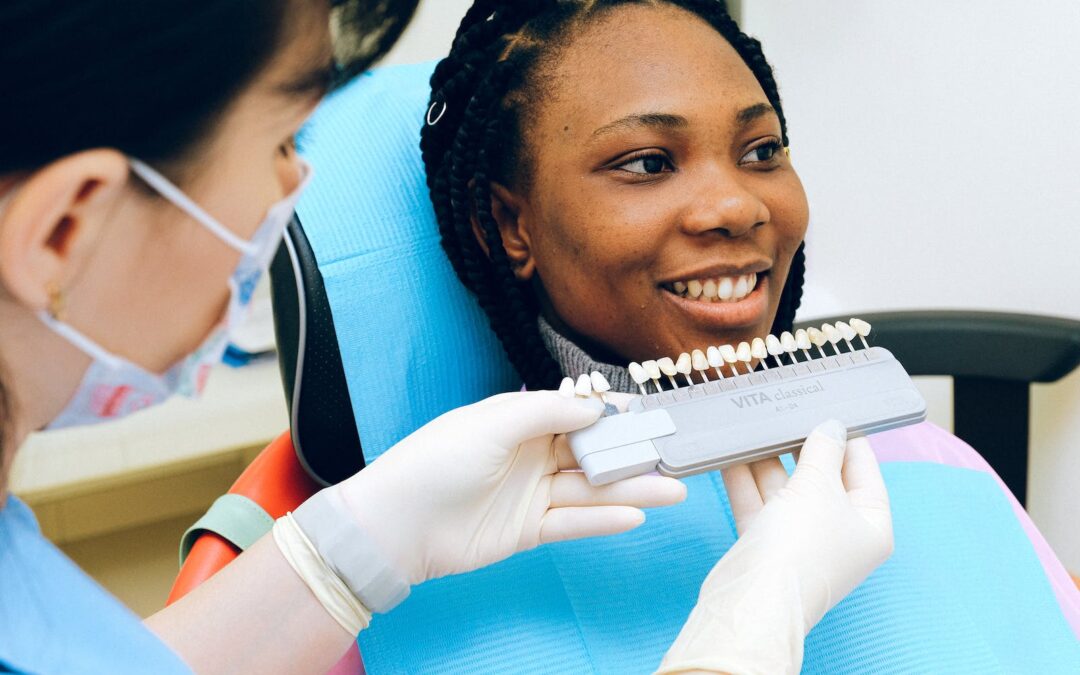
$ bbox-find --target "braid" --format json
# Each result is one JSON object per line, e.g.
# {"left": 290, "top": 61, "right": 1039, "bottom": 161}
{"left": 422, "top": 0, "right": 806, "bottom": 389}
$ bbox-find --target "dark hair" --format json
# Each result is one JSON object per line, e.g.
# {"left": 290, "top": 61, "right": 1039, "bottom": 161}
{"left": 0, "top": 0, "right": 417, "bottom": 474}
{"left": 0, "top": 0, "right": 419, "bottom": 174}
{"left": 421, "top": 0, "right": 806, "bottom": 390}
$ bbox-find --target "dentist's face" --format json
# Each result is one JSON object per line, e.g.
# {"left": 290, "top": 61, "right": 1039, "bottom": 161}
{"left": 498, "top": 4, "right": 808, "bottom": 365}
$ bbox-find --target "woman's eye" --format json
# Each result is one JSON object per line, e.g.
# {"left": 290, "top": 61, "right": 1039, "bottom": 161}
{"left": 617, "top": 153, "right": 675, "bottom": 176}
{"left": 740, "top": 141, "right": 783, "bottom": 165}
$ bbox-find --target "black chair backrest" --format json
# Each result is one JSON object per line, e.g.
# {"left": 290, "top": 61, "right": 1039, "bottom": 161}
{"left": 799, "top": 311, "right": 1080, "bottom": 505}
{"left": 268, "top": 216, "right": 364, "bottom": 487}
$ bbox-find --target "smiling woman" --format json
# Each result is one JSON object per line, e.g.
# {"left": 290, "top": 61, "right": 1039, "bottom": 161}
{"left": 422, "top": 0, "right": 807, "bottom": 390}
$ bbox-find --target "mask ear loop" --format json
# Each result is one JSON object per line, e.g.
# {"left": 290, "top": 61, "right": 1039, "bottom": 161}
{"left": 127, "top": 158, "right": 259, "bottom": 257}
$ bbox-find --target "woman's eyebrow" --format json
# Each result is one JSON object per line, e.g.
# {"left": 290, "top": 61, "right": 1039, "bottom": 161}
{"left": 590, "top": 112, "right": 688, "bottom": 139}
{"left": 736, "top": 102, "right": 777, "bottom": 126}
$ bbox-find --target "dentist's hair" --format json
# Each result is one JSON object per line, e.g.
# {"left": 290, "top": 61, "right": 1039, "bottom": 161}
{"left": 421, "top": 0, "right": 806, "bottom": 390}
{"left": 0, "top": 0, "right": 418, "bottom": 175}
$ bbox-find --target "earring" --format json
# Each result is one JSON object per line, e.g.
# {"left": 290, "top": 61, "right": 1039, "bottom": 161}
{"left": 46, "top": 282, "right": 66, "bottom": 321}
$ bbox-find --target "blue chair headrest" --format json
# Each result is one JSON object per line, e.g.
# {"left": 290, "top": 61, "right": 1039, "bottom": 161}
{"left": 271, "top": 61, "right": 521, "bottom": 484}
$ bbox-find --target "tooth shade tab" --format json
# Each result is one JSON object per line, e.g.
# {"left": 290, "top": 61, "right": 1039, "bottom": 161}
{"left": 720, "top": 345, "right": 738, "bottom": 363}
{"left": 657, "top": 357, "right": 678, "bottom": 377}
{"left": 764, "top": 334, "right": 783, "bottom": 356}
{"left": 807, "top": 327, "right": 827, "bottom": 347}
{"left": 590, "top": 371, "right": 611, "bottom": 393}
{"left": 851, "top": 317, "right": 872, "bottom": 349}
{"left": 628, "top": 362, "right": 650, "bottom": 395}
{"left": 736, "top": 341, "right": 752, "bottom": 364}
{"left": 795, "top": 329, "right": 812, "bottom": 350}
{"left": 575, "top": 373, "right": 592, "bottom": 397}
{"left": 835, "top": 321, "right": 857, "bottom": 351}
{"left": 781, "top": 331, "right": 797, "bottom": 352}
{"left": 751, "top": 338, "right": 768, "bottom": 359}
{"left": 706, "top": 346, "right": 723, "bottom": 367}
{"left": 643, "top": 360, "right": 662, "bottom": 381}
{"left": 558, "top": 377, "right": 575, "bottom": 397}
{"left": 692, "top": 349, "right": 709, "bottom": 372}
{"left": 675, "top": 352, "right": 693, "bottom": 375}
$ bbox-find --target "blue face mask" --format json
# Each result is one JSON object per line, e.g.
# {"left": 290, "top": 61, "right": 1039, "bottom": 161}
{"left": 40, "top": 157, "right": 313, "bottom": 429}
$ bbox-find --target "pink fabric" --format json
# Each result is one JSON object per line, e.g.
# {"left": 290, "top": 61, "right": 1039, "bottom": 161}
{"left": 870, "top": 421, "right": 1080, "bottom": 638}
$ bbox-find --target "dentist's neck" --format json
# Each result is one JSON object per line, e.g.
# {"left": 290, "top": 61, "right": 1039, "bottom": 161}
{"left": 0, "top": 300, "right": 89, "bottom": 501}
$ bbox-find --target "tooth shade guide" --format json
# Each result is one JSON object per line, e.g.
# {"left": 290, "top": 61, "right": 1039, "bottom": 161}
{"left": 575, "top": 373, "right": 592, "bottom": 397}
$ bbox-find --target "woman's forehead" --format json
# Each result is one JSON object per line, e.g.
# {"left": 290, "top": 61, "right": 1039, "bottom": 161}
{"left": 533, "top": 4, "right": 768, "bottom": 137}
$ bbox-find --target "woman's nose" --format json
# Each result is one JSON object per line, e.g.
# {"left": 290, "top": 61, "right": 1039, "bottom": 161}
{"left": 678, "top": 170, "right": 770, "bottom": 238}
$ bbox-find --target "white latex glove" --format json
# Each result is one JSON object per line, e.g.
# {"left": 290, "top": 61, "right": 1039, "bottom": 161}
{"left": 334, "top": 390, "right": 687, "bottom": 587}
{"left": 657, "top": 420, "right": 894, "bottom": 675}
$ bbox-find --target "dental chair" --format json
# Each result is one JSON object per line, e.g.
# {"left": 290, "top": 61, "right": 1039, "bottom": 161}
{"left": 169, "top": 62, "right": 1080, "bottom": 673}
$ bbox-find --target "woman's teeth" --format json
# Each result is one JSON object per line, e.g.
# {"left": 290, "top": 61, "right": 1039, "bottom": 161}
{"left": 670, "top": 273, "right": 758, "bottom": 302}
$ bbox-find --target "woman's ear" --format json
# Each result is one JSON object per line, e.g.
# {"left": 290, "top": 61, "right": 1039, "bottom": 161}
{"left": 0, "top": 150, "right": 129, "bottom": 309}
{"left": 470, "top": 181, "right": 536, "bottom": 281}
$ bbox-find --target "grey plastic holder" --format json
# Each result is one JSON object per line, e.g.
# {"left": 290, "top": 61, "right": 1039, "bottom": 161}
{"left": 567, "top": 347, "right": 927, "bottom": 486}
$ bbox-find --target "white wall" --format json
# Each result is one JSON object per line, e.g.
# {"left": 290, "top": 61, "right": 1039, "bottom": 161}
{"left": 741, "top": 0, "right": 1080, "bottom": 571}
{"left": 385, "top": 0, "right": 1080, "bottom": 570}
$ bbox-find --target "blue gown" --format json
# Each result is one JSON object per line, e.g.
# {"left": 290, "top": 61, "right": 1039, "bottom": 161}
{"left": 0, "top": 495, "right": 191, "bottom": 674}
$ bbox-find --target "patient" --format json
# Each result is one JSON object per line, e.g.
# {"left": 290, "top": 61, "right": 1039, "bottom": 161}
{"left": 421, "top": 0, "right": 1080, "bottom": 641}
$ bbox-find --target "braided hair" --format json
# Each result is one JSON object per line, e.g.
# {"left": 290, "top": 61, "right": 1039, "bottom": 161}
{"left": 421, "top": 0, "right": 806, "bottom": 390}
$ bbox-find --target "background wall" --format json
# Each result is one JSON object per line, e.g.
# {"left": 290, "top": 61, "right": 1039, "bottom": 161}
{"left": 384, "top": 0, "right": 1080, "bottom": 569}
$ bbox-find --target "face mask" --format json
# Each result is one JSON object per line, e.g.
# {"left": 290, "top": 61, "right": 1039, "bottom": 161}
{"left": 41, "top": 157, "right": 313, "bottom": 429}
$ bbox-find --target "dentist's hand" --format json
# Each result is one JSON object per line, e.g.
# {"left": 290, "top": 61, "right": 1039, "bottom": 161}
{"left": 335, "top": 390, "right": 687, "bottom": 586}
{"left": 657, "top": 420, "right": 894, "bottom": 675}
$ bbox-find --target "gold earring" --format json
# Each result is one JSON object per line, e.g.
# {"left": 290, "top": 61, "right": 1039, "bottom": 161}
{"left": 784, "top": 146, "right": 791, "bottom": 158}
{"left": 46, "top": 282, "right": 66, "bottom": 321}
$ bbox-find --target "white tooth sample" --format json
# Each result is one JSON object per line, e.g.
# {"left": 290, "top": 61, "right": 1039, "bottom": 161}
{"left": 851, "top": 317, "right": 872, "bottom": 348}
{"left": 750, "top": 337, "right": 770, "bottom": 369}
{"left": 575, "top": 373, "right": 592, "bottom": 397}
{"left": 558, "top": 377, "right": 576, "bottom": 397}
{"left": 795, "top": 328, "right": 812, "bottom": 350}
{"left": 807, "top": 326, "right": 829, "bottom": 358}
{"left": 765, "top": 334, "right": 783, "bottom": 355}
{"left": 751, "top": 337, "right": 768, "bottom": 357}
{"left": 706, "top": 345, "right": 725, "bottom": 378}
{"left": 717, "top": 277, "right": 734, "bottom": 301}
{"left": 692, "top": 348, "right": 709, "bottom": 373}
{"left": 675, "top": 352, "right": 693, "bottom": 375}
{"left": 720, "top": 344, "right": 739, "bottom": 376}
{"left": 836, "top": 321, "right": 857, "bottom": 350}
{"left": 781, "top": 331, "right": 797, "bottom": 351}
{"left": 702, "top": 278, "right": 718, "bottom": 300}
{"left": 736, "top": 341, "right": 752, "bottom": 373}
{"left": 706, "top": 345, "right": 723, "bottom": 367}
{"left": 658, "top": 356, "right": 679, "bottom": 388}
{"left": 687, "top": 279, "right": 703, "bottom": 298}
{"left": 590, "top": 371, "right": 611, "bottom": 393}
{"left": 643, "top": 359, "right": 662, "bottom": 381}
{"left": 822, "top": 323, "right": 842, "bottom": 353}
{"left": 673, "top": 281, "right": 687, "bottom": 294}
{"left": 734, "top": 275, "right": 749, "bottom": 298}
{"left": 628, "top": 362, "right": 650, "bottom": 395}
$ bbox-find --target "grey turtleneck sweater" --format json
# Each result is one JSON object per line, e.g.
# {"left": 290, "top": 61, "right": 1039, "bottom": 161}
{"left": 537, "top": 315, "right": 639, "bottom": 394}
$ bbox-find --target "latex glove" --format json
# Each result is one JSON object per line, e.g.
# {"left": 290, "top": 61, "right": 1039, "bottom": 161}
{"left": 334, "top": 390, "right": 687, "bottom": 587}
{"left": 657, "top": 420, "right": 893, "bottom": 675}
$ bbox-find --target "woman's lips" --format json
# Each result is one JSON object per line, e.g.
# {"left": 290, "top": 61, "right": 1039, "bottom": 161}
{"left": 660, "top": 274, "right": 770, "bottom": 330}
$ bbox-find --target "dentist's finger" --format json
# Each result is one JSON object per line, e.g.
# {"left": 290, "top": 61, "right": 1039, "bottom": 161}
{"left": 539, "top": 506, "right": 646, "bottom": 544}
{"left": 548, "top": 472, "right": 687, "bottom": 509}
